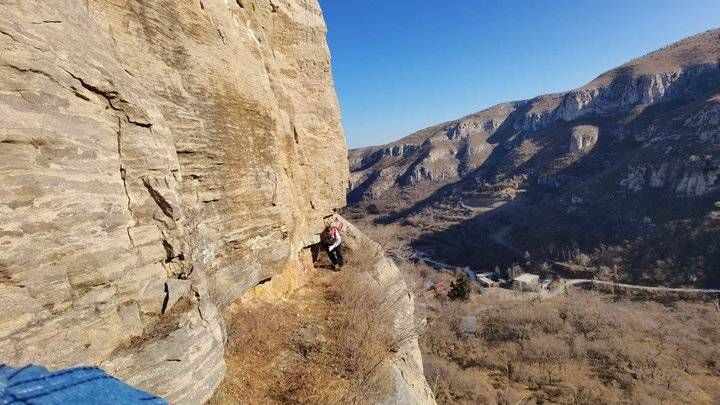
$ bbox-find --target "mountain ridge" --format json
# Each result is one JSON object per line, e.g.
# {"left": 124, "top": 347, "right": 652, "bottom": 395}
{"left": 353, "top": 28, "right": 720, "bottom": 164}
{"left": 347, "top": 27, "right": 720, "bottom": 288}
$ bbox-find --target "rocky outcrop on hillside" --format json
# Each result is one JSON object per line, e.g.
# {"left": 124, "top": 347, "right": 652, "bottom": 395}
{"left": 687, "top": 100, "right": 720, "bottom": 142}
{"left": 516, "top": 64, "right": 719, "bottom": 132}
{"left": 620, "top": 155, "right": 720, "bottom": 196}
{"left": 0, "top": 0, "right": 349, "bottom": 403}
{"left": 569, "top": 125, "right": 599, "bottom": 153}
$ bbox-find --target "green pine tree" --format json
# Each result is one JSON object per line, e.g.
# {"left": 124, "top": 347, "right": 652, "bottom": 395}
{"left": 448, "top": 274, "right": 471, "bottom": 301}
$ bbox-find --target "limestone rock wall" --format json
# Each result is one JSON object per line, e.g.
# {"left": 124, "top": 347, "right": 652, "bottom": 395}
{"left": 620, "top": 156, "right": 720, "bottom": 197}
{"left": 516, "top": 64, "right": 720, "bottom": 132}
{"left": 686, "top": 100, "right": 720, "bottom": 143}
{"left": 0, "top": 0, "right": 347, "bottom": 403}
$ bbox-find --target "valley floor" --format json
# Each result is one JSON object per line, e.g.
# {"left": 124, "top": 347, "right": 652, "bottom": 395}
{"left": 347, "top": 217, "right": 720, "bottom": 404}
{"left": 409, "top": 266, "right": 720, "bottom": 404}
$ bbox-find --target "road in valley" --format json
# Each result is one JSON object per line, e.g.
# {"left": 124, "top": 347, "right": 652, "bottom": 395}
{"left": 415, "top": 252, "right": 720, "bottom": 298}
{"left": 547, "top": 278, "right": 720, "bottom": 298}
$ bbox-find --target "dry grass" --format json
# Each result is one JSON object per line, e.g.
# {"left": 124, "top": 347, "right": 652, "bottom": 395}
{"left": 346, "top": 217, "right": 720, "bottom": 404}
{"left": 421, "top": 289, "right": 720, "bottom": 404}
{"left": 358, "top": 222, "right": 415, "bottom": 263}
{"left": 209, "top": 243, "right": 419, "bottom": 405}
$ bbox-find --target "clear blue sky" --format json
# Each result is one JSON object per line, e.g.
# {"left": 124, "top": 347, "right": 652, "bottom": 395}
{"left": 318, "top": 0, "right": 720, "bottom": 149}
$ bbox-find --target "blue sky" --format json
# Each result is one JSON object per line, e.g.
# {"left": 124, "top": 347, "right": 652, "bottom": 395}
{"left": 318, "top": 0, "right": 720, "bottom": 149}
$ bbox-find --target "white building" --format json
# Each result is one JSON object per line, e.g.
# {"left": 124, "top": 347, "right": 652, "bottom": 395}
{"left": 513, "top": 273, "right": 540, "bottom": 290}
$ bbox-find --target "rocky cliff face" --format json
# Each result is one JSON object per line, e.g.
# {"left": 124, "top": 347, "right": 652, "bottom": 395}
{"left": 569, "top": 125, "right": 599, "bottom": 154}
{"left": 1, "top": 1, "right": 348, "bottom": 403}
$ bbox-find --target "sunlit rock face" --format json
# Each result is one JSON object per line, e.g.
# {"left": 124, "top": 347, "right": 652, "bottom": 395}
{"left": 570, "top": 125, "right": 599, "bottom": 154}
{"left": 0, "top": 0, "right": 347, "bottom": 403}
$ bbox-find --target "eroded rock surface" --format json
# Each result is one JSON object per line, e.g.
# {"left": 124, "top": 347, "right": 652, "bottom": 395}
{"left": 569, "top": 125, "right": 599, "bottom": 153}
{"left": 1, "top": 0, "right": 347, "bottom": 403}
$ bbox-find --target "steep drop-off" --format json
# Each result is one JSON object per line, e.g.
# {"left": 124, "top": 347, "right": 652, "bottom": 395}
{"left": 1, "top": 1, "right": 349, "bottom": 403}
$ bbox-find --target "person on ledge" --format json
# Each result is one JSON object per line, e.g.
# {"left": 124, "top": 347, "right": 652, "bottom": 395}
{"left": 321, "top": 223, "right": 344, "bottom": 270}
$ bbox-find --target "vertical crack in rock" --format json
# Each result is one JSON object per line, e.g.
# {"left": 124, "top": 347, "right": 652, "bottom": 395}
{"left": 271, "top": 172, "right": 279, "bottom": 206}
{"left": 59, "top": 69, "right": 161, "bottom": 249}
{"left": 292, "top": 125, "right": 300, "bottom": 144}
{"left": 215, "top": 27, "right": 226, "bottom": 45}
{"left": 116, "top": 117, "right": 135, "bottom": 247}
{"left": 161, "top": 283, "right": 170, "bottom": 314}
{"left": 194, "top": 287, "right": 209, "bottom": 325}
{"left": 142, "top": 178, "right": 176, "bottom": 220}
{"left": 197, "top": 0, "right": 226, "bottom": 45}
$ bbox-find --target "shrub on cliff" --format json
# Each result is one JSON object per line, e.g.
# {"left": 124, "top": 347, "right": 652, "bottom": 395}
{"left": 419, "top": 286, "right": 720, "bottom": 404}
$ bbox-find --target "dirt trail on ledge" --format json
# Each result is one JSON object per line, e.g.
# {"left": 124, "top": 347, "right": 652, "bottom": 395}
{"left": 209, "top": 244, "right": 411, "bottom": 405}
{"left": 210, "top": 214, "right": 436, "bottom": 405}
{"left": 209, "top": 267, "right": 355, "bottom": 404}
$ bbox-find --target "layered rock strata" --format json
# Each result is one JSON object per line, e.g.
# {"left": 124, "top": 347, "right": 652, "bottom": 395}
{"left": 0, "top": 0, "right": 348, "bottom": 402}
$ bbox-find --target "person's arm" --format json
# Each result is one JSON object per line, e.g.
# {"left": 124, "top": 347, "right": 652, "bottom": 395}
{"left": 328, "top": 233, "right": 341, "bottom": 251}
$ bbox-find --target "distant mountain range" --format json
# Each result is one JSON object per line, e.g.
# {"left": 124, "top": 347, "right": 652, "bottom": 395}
{"left": 347, "top": 29, "right": 720, "bottom": 288}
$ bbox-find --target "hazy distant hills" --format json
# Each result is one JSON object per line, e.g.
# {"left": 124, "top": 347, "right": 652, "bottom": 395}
{"left": 347, "top": 29, "right": 720, "bottom": 288}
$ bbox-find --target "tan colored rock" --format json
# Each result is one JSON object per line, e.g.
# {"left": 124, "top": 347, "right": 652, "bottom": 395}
{"left": 0, "top": 286, "right": 50, "bottom": 340}
{"left": 0, "top": 0, "right": 347, "bottom": 403}
{"left": 569, "top": 125, "right": 599, "bottom": 153}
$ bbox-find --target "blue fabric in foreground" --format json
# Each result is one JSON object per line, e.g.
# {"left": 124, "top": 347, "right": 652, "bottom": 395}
{"left": 0, "top": 365, "right": 166, "bottom": 405}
